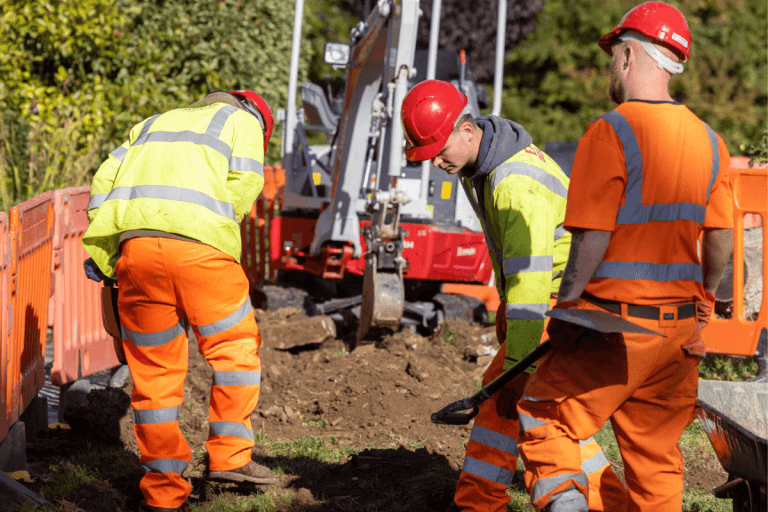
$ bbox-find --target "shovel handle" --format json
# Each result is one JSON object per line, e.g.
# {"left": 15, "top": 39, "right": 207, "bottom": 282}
{"left": 431, "top": 341, "right": 552, "bottom": 425}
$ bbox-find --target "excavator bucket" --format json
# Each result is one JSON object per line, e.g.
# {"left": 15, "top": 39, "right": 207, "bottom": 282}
{"left": 357, "top": 255, "right": 404, "bottom": 343}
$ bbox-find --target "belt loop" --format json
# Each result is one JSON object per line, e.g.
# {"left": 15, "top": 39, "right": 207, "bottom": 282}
{"left": 620, "top": 302, "right": 628, "bottom": 319}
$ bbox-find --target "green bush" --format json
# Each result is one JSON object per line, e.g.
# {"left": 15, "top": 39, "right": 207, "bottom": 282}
{"left": 699, "top": 354, "right": 758, "bottom": 381}
{"left": 0, "top": 0, "right": 312, "bottom": 209}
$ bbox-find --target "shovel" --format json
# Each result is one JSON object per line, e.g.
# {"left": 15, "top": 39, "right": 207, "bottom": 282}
{"left": 430, "top": 308, "right": 664, "bottom": 425}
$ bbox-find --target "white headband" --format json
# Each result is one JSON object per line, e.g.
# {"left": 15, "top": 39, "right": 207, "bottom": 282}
{"left": 618, "top": 32, "right": 684, "bottom": 74}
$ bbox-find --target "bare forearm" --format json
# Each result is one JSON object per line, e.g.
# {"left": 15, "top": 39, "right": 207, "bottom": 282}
{"left": 702, "top": 228, "right": 734, "bottom": 295}
{"left": 557, "top": 229, "right": 612, "bottom": 304}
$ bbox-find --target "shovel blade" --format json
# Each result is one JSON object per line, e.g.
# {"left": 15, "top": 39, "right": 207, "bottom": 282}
{"left": 546, "top": 308, "right": 664, "bottom": 337}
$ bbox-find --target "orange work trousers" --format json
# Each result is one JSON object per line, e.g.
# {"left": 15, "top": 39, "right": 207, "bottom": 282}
{"left": 455, "top": 299, "right": 626, "bottom": 512}
{"left": 116, "top": 238, "right": 262, "bottom": 509}
{"left": 517, "top": 297, "right": 700, "bottom": 512}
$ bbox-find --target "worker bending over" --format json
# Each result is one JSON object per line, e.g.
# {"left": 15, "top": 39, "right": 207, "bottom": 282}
{"left": 401, "top": 81, "right": 626, "bottom": 512}
{"left": 516, "top": 2, "right": 735, "bottom": 511}
{"left": 83, "top": 90, "right": 276, "bottom": 512}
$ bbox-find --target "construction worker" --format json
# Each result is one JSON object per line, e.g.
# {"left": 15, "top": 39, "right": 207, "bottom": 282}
{"left": 516, "top": 2, "right": 735, "bottom": 511}
{"left": 401, "top": 80, "right": 626, "bottom": 512}
{"left": 82, "top": 90, "right": 276, "bottom": 512}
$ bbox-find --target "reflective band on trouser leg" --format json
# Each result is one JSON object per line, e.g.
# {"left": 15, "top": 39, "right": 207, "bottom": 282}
{"left": 455, "top": 344, "right": 527, "bottom": 512}
{"left": 517, "top": 406, "right": 589, "bottom": 512}
{"left": 580, "top": 437, "right": 627, "bottom": 511}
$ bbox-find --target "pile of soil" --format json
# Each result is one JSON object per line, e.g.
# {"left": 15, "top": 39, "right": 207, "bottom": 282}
{"left": 20, "top": 305, "right": 728, "bottom": 512}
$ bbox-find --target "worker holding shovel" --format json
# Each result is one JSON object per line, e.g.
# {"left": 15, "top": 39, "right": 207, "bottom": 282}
{"left": 401, "top": 81, "right": 626, "bottom": 512}
{"left": 515, "top": 3, "right": 735, "bottom": 511}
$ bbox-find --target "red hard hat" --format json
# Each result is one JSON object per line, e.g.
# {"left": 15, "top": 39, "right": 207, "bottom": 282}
{"left": 598, "top": 1, "right": 691, "bottom": 61}
{"left": 401, "top": 80, "right": 468, "bottom": 162}
{"left": 230, "top": 90, "right": 274, "bottom": 150}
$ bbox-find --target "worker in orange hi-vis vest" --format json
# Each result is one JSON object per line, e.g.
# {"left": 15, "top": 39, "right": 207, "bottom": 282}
{"left": 516, "top": 3, "right": 735, "bottom": 512}
{"left": 83, "top": 90, "right": 276, "bottom": 512}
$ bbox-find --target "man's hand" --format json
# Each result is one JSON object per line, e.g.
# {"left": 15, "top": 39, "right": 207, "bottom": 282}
{"left": 495, "top": 301, "right": 507, "bottom": 344}
{"left": 495, "top": 385, "right": 518, "bottom": 420}
{"left": 696, "top": 291, "right": 716, "bottom": 331}
{"left": 546, "top": 301, "right": 587, "bottom": 351}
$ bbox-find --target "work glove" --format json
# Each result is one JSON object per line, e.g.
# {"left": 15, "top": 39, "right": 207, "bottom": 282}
{"left": 84, "top": 257, "right": 115, "bottom": 286}
{"left": 696, "top": 292, "right": 717, "bottom": 331}
{"left": 495, "top": 300, "right": 507, "bottom": 344}
{"left": 545, "top": 301, "right": 588, "bottom": 352}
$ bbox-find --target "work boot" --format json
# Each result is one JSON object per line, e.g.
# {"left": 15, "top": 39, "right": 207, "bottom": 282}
{"left": 207, "top": 460, "right": 277, "bottom": 485}
{"left": 138, "top": 502, "right": 192, "bottom": 512}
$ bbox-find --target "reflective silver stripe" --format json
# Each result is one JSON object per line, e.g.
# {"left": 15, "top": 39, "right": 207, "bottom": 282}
{"left": 132, "top": 130, "right": 232, "bottom": 160}
{"left": 469, "top": 425, "right": 519, "bottom": 456}
{"left": 491, "top": 161, "right": 568, "bottom": 199}
{"left": 132, "top": 406, "right": 181, "bottom": 425}
{"left": 619, "top": 202, "right": 706, "bottom": 224}
{"left": 102, "top": 185, "right": 237, "bottom": 221}
{"left": 133, "top": 115, "right": 161, "bottom": 144}
{"left": 230, "top": 156, "right": 265, "bottom": 176}
{"left": 594, "top": 260, "right": 703, "bottom": 283}
{"left": 87, "top": 193, "right": 108, "bottom": 211}
{"left": 578, "top": 436, "right": 595, "bottom": 447}
{"left": 519, "top": 412, "right": 548, "bottom": 432}
{"left": 703, "top": 122, "right": 719, "bottom": 199}
{"left": 504, "top": 255, "right": 553, "bottom": 275}
{"left": 462, "top": 456, "right": 515, "bottom": 486}
{"left": 206, "top": 105, "right": 238, "bottom": 139}
{"left": 213, "top": 370, "right": 261, "bottom": 386}
{"left": 549, "top": 483, "right": 589, "bottom": 511}
{"left": 522, "top": 395, "right": 540, "bottom": 402}
{"left": 581, "top": 449, "right": 609, "bottom": 475}
{"left": 531, "top": 472, "right": 588, "bottom": 503}
{"left": 554, "top": 224, "right": 568, "bottom": 241}
{"left": 195, "top": 299, "right": 253, "bottom": 337}
{"left": 210, "top": 421, "right": 254, "bottom": 440}
{"left": 506, "top": 302, "right": 549, "bottom": 320}
{"left": 110, "top": 146, "right": 128, "bottom": 162}
{"left": 143, "top": 458, "right": 188, "bottom": 474}
{"left": 122, "top": 321, "right": 187, "bottom": 347}
{"left": 603, "top": 110, "right": 715, "bottom": 225}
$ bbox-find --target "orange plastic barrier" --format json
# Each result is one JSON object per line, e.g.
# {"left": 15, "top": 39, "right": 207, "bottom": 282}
{"left": 6, "top": 192, "right": 55, "bottom": 426}
{"left": 702, "top": 165, "right": 767, "bottom": 356}
{"left": 49, "top": 187, "right": 119, "bottom": 386}
{"left": 0, "top": 212, "right": 10, "bottom": 442}
{"left": 730, "top": 157, "right": 764, "bottom": 229}
{"left": 241, "top": 165, "right": 284, "bottom": 287}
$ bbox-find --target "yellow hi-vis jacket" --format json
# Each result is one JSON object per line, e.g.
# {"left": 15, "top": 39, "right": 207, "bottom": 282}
{"left": 461, "top": 116, "right": 571, "bottom": 372}
{"left": 83, "top": 102, "right": 265, "bottom": 278}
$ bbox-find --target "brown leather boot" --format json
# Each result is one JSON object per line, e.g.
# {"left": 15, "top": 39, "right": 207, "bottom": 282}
{"left": 207, "top": 461, "right": 277, "bottom": 485}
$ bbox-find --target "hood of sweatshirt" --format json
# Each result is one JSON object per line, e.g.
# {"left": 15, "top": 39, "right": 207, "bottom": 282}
{"left": 463, "top": 115, "right": 533, "bottom": 181}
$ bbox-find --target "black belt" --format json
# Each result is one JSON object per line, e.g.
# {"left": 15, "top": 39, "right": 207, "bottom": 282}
{"left": 582, "top": 292, "right": 696, "bottom": 321}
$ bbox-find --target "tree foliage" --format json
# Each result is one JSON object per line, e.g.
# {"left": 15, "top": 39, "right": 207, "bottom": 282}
{"left": 0, "top": 0, "right": 311, "bottom": 209}
{"left": 341, "top": 0, "right": 544, "bottom": 82}
{"left": 499, "top": 0, "right": 767, "bottom": 153}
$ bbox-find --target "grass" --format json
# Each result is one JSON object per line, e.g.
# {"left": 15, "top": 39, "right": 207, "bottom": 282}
{"left": 682, "top": 488, "right": 732, "bottom": 512}
{"left": 39, "top": 462, "right": 98, "bottom": 502}
{"left": 190, "top": 493, "right": 292, "bottom": 512}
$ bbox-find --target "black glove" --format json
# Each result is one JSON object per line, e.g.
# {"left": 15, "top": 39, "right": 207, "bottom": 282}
{"left": 83, "top": 258, "right": 108, "bottom": 282}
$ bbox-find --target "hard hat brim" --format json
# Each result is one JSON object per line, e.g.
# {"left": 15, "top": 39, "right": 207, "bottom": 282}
{"left": 598, "top": 30, "right": 619, "bottom": 56}
{"left": 405, "top": 139, "right": 445, "bottom": 162}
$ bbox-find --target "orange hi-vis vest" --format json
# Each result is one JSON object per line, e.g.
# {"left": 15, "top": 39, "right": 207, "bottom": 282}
{"left": 565, "top": 101, "right": 733, "bottom": 305}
